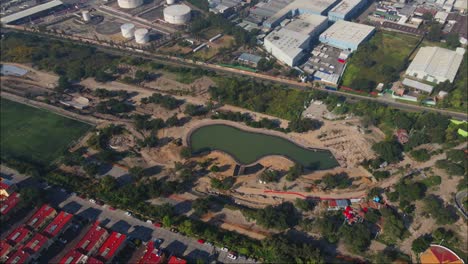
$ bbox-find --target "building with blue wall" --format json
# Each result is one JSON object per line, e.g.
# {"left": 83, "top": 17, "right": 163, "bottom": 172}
{"left": 328, "top": 0, "right": 368, "bottom": 21}
{"left": 319, "top": 20, "right": 375, "bottom": 51}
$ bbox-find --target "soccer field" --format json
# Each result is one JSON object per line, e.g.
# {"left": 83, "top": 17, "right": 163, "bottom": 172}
{"left": 1, "top": 98, "right": 92, "bottom": 165}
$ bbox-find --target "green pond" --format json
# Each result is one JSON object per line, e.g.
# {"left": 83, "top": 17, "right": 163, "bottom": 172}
{"left": 189, "top": 124, "right": 339, "bottom": 170}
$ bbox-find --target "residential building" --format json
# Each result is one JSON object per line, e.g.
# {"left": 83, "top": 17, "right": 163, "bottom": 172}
{"left": 327, "top": 199, "right": 350, "bottom": 210}
{"left": 405, "top": 46, "right": 465, "bottom": 83}
{"left": 5, "top": 249, "right": 32, "bottom": 264}
{"left": 138, "top": 241, "right": 165, "bottom": 264}
{"left": 168, "top": 256, "right": 188, "bottom": 264}
{"left": 238, "top": 53, "right": 263, "bottom": 67}
{"left": 0, "top": 240, "right": 13, "bottom": 261}
{"left": 27, "top": 204, "right": 57, "bottom": 231}
{"left": 264, "top": 14, "right": 328, "bottom": 66}
{"left": 0, "top": 192, "right": 21, "bottom": 217}
{"left": 75, "top": 222, "right": 109, "bottom": 255}
{"left": 319, "top": 20, "right": 375, "bottom": 51}
{"left": 59, "top": 249, "right": 88, "bottom": 264}
{"left": 6, "top": 226, "right": 32, "bottom": 246}
{"left": 0, "top": 179, "right": 17, "bottom": 198}
{"left": 96, "top": 232, "right": 126, "bottom": 263}
{"left": 328, "top": 0, "right": 367, "bottom": 21}
{"left": 43, "top": 211, "right": 73, "bottom": 238}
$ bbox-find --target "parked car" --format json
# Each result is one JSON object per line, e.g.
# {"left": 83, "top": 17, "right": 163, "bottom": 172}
{"left": 220, "top": 247, "right": 229, "bottom": 252}
{"left": 125, "top": 211, "right": 132, "bottom": 216}
{"left": 170, "top": 228, "right": 178, "bottom": 233}
{"left": 227, "top": 251, "right": 238, "bottom": 260}
{"left": 108, "top": 206, "right": 116, "bottom": 211}
{"left": 95, "top": 200, "right": 104, "bottom": 206}
{"left": 89, "top": 199, "right": 96, "bottom": 204}
{"left": 146, "top": 220, "right": 153, "bottom": 224}
{"left": 204, "top": 241, "right": 213, "bottom": 246}
{"left": 154, "top": 222, "right": 162, "bottom": 228}
{"left": 197, "top": 239, "right": 204, "bottom": 244}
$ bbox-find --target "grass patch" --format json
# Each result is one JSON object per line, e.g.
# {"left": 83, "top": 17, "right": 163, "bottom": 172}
{"left": 341, "top": 31, "right": 420, "bottom": 91}
{"left": 0, "top": 98, "right": 91, "bottom": 165}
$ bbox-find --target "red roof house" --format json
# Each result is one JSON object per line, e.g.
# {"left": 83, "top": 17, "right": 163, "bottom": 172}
{"left": 59, "top": 249, "right": 88, "bottom": 264}
{"left": 395, "top": 129, "right": 409, "bottom": 144}
{"left": 6, "top": 226, "right": 32, "bottom": 246}
{"left": 96, "top": 232, "right": 126, "bottom": 263}
{"left": 75, "top": 222, "right": 109, "bottom": 255}
{"left": 87, "top": 256, "right": 105, "bottom": 264}
{"left": 27, "top": 204, "right": 57, "bottom": 231}
{"left": 43, "top": 211, "right": 73, "bottom": 238}
{"left": 0, "top": 240, "right": 13, "bottom": 261}
{"left": 5, "top": 248, "right": 32, "bottom": 264}
{"left": 23, "top": 233, "right": 50, "bottom": 255}
{"left": 138, "top": 241, "right": 164, "bottom": 264}
{"left": 0, "top": 192, "right": 21, "bottom": 216}
{"left": 168, "top": 256, "right": 188, "bottom": 264}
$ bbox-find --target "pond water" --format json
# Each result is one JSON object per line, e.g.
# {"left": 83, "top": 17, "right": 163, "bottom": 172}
{"left": 189, "top": 124, "right": 339, "bottom": 170}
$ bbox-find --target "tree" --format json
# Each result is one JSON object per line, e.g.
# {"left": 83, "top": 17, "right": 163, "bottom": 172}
{"left": 322, "top": 172, "right": 353, "bottom": 189}
{"left": 410, "top": 149, "right": 431, "bottom": 162}
{"left": 339, "top": 223, "right": 372, "bottom": 253}
{"left": 446, "top": 33, "right": 460, "bottom": 49}
{"left": 259, "top": 169, "right": 280, "bottom": 183}
{"left": 210, "top": 165, "right": 220, "bottom": 172}
{"left": 56, "top": 75, "right": 71, "bottom": 93}
{"left": 412, "top": 235, "right": 432, "bottom": 253}
{"left": 162, "top": 215, "right": 173, "bottom": 227}
{"left": 192, "top": 198, "right": 211, "bottom": 216}
{"left": 423, "top": 195, "right": 458, "bottom": 225}
{"left": 180, "top": 147, "right": 192, "bottom": 159}
{"left": 372, "top": 140, "right": 403, "bottom": 163}
{"left": 294, "top": 198, "right": 314, "bottom": 211}
{"left": 286, "top": 164, "right": 303, "bottom": 181}
{"left": 427, "top": 24, "right": 443, "bottom": 41}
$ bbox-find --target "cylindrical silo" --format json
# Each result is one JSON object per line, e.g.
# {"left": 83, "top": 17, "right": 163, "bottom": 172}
{"left": 163, "top": 4, "right": 191, "bottom": 25}
{"left": 117, "top": 0, "right": 143, "bottom": 8}
{"left": 166, "top": 0, "right": 175, "bottom": 4}
{"left": 134, "top": 28, "right": 149, "bottom": 44}
{"left": 121, "top": 23, "right": 135, "bottom": 38}
{"left": 82, "top": 10, "right": 90, "bottom": 22}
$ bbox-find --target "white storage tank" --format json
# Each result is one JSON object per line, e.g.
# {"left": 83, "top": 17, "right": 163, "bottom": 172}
{"left": 82, "top": 10, "right": 90, "bottom": 22}
{"left": 166, "top": 0, "right": 176, "bottom": 4}
{"left": 117, "top": 0, "right": 143, "bottom": 9}
{"left": 121, "top": 23, "right": 135, "bottom": 38}
{"left": 134, "top": 28, "right": 149, "bottom": 44}
{"left": 163, "top": 4, "right": 191, "bottom": 25}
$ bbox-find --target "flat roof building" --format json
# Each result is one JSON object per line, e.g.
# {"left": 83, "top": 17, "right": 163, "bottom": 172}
{"left": 406, "top": 46, "right": 465, "bottom": 83}
{"left": 238, "top": 53, "right": 263, "bottom": 67}
{"left": 328, "top": 0, "right": 368, "bottom": 21}
{"left": 319, "top": 20, "right": 375, "bottom": 51}
{"left": 263, "top": 0, "right": 339, "bottom": 27}
{"left": 27, "top": 204, "right": 57, "bottom": 231}
{"left": 43, "top": 211, "right": 73, "bottom": 238}
{"left": 0, "top": 0, "right": 63, "bottom": 25}
{"left": 264, "top": 14, "right": 328, "bottom": 66}
{"left": 402, "top": 78, "right": 434, "bottom": 93}
{"left": 75, "top": 222, "right": 109, "bottom": 255}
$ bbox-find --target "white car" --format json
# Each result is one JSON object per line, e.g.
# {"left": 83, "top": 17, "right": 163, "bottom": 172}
{"left": 220, "top": 247, "right": 228, "bottom": 252}
{"left": 146, "top": 220, "right": 153, "bottom": 224}
{"left": 125, "top": 211, "right": 132, "bottom": 216}
{"left": 227, "top": 252, "right": 238, "bottom": 260}
{"left": 89, "top": 199, "right": 96, "bottom": 204}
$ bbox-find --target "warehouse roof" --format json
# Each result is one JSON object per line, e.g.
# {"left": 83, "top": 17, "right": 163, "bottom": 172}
{"left": 406, "top": 46, "right": 465, "bottom": 83}
{"left": 329, "top": 0, "right": 363, "bottom": 15}
{"left": 265, "top": 28, "right": 309, "bottom": 58}
{"left": 43, "top": 211, "right": 73, "bottom": 237}
{"left": 27, "top": 204, "right": 57, "bottom": 230}
{"left": 402, "top": 78, "right": 434, "bottom": 93}
{"left": 285, "top": 14, "right": 328, "bottom": 34}
{"left": 264, "top": 0, "right": 338, "bottom": 26}
{"left": 1, "top": 0, "right": 63, "bottom": 24}
{"left": 320, "top": 20, "right": 375, "bottom": 48}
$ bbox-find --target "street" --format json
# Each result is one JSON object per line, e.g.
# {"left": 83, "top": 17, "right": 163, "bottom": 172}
{"left": 1, "top": 166, "right": 255, "bottom": 264}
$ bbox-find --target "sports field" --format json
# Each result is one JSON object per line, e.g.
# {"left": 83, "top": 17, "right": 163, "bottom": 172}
{"left": 1, "top": 98, "right": 91, "bottom": 165}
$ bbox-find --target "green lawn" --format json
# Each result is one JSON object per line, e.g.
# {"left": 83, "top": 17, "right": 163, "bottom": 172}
{"left": 1, "top": 98, "right": 92, "bottom": 165}
{"left": 341, "top": 31, "right": 421, "bottom": 91}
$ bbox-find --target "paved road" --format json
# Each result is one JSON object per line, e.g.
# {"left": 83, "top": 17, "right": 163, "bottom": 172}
{"left": 455, "top": 190, "right": 468, "bottom": 219}
{"left": 2, "top": 166, "right": 253, "bottom": 263}
{"left": 3, "top": 27, "right": 467, "bottom": 121}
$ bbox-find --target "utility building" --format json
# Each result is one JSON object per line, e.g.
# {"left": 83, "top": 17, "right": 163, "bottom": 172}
{"left": 319, "top": 20, "right": 375, "bottom": 51}
{"left": 328, "top": 0, "right": 368, "bottom": 21}
{"left": 264, "top": 14, "right": 328, "bottom": 66}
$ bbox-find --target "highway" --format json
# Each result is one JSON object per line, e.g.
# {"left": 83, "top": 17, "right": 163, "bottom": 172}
{"left": 3, "top": 26, "right": 468, "bottom": 120}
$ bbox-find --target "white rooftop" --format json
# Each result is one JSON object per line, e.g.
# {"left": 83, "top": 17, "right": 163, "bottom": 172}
{"left": 265, "top": 0, "right": 339, "bottom": 26}
{"left": 329, "top": 0, "right": 362, "bottom": 15}
{"left": 285, "top": 14, "right": 328, "bottom": 34}
{"left": 402, "top": 78, "right": 434, "bottom": 93}
{"left": 1, "top": 0, "right": 63, "bottom": 24}
{"left": 319, "top": 20, "right": 375, "bottom": 46}
{"left": 265, "top": 28, "right": 309, "bottom": 57}
{"left": 406, "top": 46, "right": 465, "bottom": 83}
